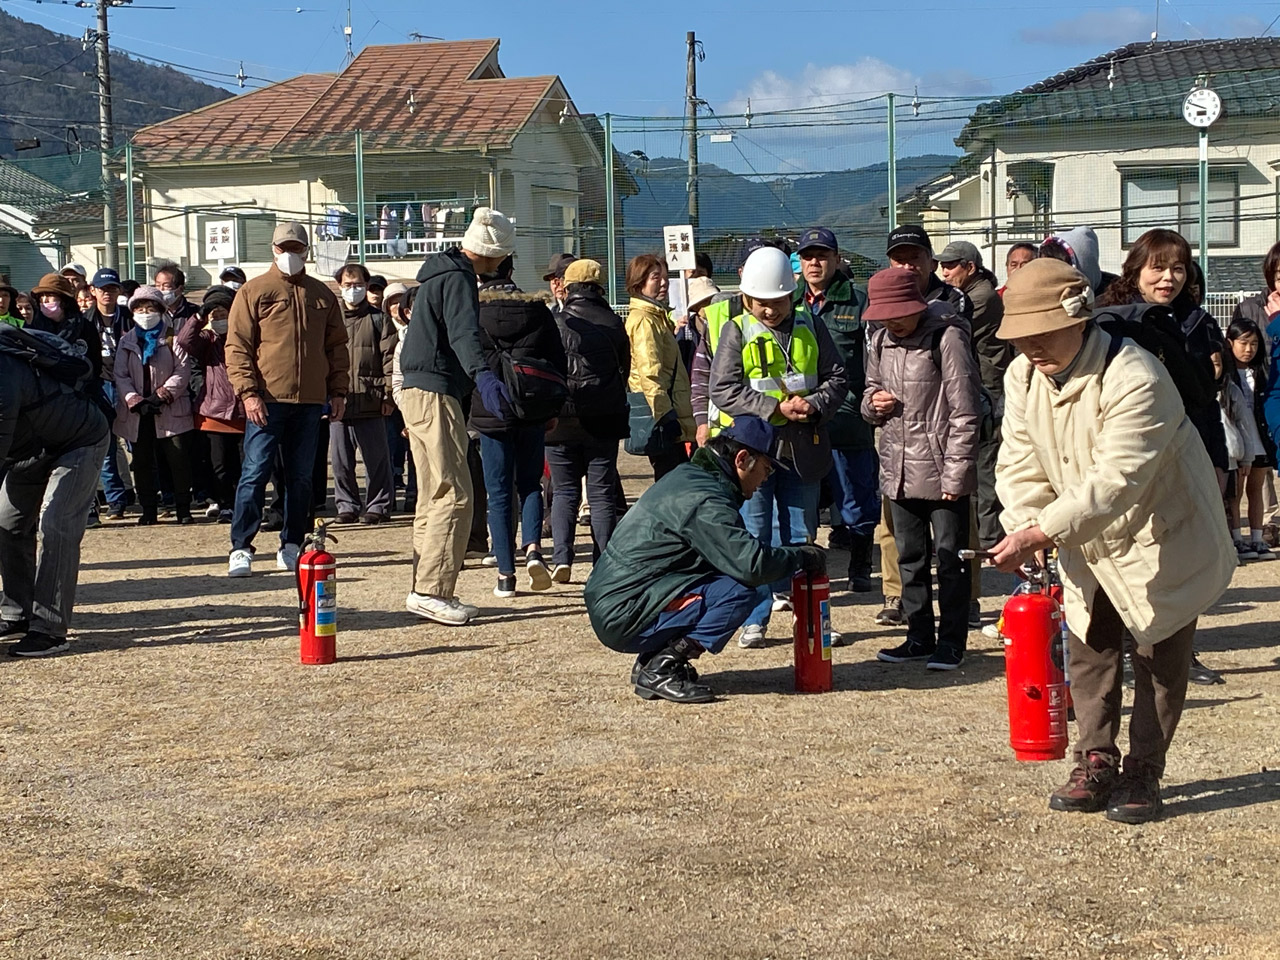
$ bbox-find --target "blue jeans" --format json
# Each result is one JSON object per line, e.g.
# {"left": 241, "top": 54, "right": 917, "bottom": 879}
{"left": 480, "top": 427, "right": 546, "bottom": 576}
{"left": 827, "top": 447, "right": 880, "bottom": 536}
{"left": 626, "top": 575, "right": 761, "bottom": 655}
{"left": 741, "top": 469, "right": 820, "bottom": 629}
{"left": 98, "top": 381, "right": 128, "bottom": 509}
{"left": 231, "top": 403, "right": 324, "bottom": 552}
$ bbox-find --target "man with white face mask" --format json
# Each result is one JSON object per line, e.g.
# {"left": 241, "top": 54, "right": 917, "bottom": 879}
{"left": 219, "top": 266, "right": 247, "bottom": 291}
{"left": 330, "top": 263, "right": 396, "bottom": 525}
{"left": 152, "top": 261, "right": 199, "bottom": 336}
{"left": 224, "top": 222, "right": 349, "bottom": 577}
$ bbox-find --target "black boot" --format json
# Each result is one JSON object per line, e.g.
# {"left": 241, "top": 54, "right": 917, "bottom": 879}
{"left": 847, "top": 533, "right": 874, "bottom": 593}
{"left": 634, "top": 638, "right": 713, "bottom": 703}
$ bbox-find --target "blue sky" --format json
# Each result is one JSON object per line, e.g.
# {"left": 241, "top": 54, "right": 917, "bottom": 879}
{"left": 7, "top": 0, "right": 1280, "bottom": 121}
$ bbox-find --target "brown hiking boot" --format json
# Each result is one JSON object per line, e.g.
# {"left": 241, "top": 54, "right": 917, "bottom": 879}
{"left": 1048, "top": 752, "right": 1119, "bottom": 813}
{"left": 1106, "top": 771, "right": 1164, "bottom": 824}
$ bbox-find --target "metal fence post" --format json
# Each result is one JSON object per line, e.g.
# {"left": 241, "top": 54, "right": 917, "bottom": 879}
{"left": 887, "top": 93, "right": 897, "bottom": 232}
{"left": 355, "top": 129, "right": 367, "bottom": 266}
{"left": 604, "top": 112, "right": 618, "bottom": 305}
{"left": 125, "top": 140, "right": 136, "bottom": 281}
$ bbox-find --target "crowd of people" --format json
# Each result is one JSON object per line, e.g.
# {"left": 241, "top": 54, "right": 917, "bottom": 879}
{"left": 1, "top": 207, "right": 1277, "bottom": 822}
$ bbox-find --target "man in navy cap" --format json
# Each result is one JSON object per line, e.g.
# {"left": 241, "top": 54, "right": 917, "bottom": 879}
{"left": 87, "top": 267, "right": 133, "bottom": 519}
{"left": 794, "top": 227, "right": 877, "bottom": 594}
{"left": 585, "top": 414, "right": 827, "bottom": 703}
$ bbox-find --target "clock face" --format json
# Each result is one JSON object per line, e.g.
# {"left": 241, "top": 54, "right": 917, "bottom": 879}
{"left": 1183, "top": 89, "right": 1222, "bottom": 128}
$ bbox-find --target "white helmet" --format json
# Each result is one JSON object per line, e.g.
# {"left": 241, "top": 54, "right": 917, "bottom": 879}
{"left": 738, "top": 247, "right": 797, "bottom": 300}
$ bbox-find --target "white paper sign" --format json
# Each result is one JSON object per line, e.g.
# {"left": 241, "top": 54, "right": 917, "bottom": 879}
{"left": 662, "top": 224, "right": 696, "bottom": 272}
{"left": 204, "top": 219, "right": 236, "bottom": 261}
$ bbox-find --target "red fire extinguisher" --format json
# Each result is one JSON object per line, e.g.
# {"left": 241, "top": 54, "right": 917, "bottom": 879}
{"left": 792, "top": 570, "right": 833, "bottom": 693}
{"left": 998, "top": 563, "right": 1068, "bottom": 762}
{"left": 297, "top": 521, "right": 338, "bottom": 665}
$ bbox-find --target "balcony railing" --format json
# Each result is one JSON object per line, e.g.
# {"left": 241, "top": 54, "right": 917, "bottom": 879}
{"left": 341, "top": 236, "right": 466, "bottom": 260}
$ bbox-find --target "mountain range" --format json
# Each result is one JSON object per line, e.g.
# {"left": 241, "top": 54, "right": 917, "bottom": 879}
{"left": 0, "top": 8, "right": 230, "bottom": 161}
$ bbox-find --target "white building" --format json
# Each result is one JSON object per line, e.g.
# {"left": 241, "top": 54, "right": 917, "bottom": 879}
{"left": 131, "top": 39, "right": 604, "bottom": 291}
{"left": 903, "top": 38, "right": 1280, "bottom": 300}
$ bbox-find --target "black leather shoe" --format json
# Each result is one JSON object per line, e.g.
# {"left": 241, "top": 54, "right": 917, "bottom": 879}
{"left": 1188, "top": 655, "right": 1225, "bottom": 686}
{"left": 1106, "top": 772, "right": 1163, "bottom": 824}
{"left": 634, "top": 649, "right": 713, "bottom": 704}
{"left": 631, "top": 650, "right": 699, "bottom": 685}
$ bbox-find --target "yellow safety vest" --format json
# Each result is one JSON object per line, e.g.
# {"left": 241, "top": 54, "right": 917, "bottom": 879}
{"left": 716, "top": 303, "right": 820, "bottom": 430}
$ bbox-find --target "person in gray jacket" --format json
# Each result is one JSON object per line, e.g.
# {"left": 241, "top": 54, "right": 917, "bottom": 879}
{"left": 708, "top": 246, "right": 848, "bottom": 648}
{"left": 861, "top": 268, "right": 981, "bottom": 671}
{"left": 0, "top": 327, "right": 111, "bottom": 656}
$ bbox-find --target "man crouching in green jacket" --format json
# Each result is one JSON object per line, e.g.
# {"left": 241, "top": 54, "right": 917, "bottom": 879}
{"left": 585, "top": 415, "right": 826, "bottom": 703}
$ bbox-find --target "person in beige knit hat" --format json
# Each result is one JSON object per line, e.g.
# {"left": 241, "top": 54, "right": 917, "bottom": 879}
{"left": 990, "top": 257, "right": 1235, "bottom": 825}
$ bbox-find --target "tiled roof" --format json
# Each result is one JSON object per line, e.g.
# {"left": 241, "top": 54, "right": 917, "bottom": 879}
{"left": 131, "top": 74, "right": 337, "bottom": 164}
{"left": 0, "top": 160, "right": 66, "bottom": 210}
{"left": 133, "top": 39, "right": 568, "bottom": 164}
{"left": 958, "top": 38, "right": 1280, "bottom": 148}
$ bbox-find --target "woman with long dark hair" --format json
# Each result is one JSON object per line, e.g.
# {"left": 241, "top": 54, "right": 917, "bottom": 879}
{"left": 1096, "top": 229, "right": 1228, "bottom": 482}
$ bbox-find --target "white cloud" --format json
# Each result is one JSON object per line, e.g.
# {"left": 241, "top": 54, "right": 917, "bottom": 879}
{"left": 727, "top": 59, "right": 918, "bottom": 113}
{"left": 1020, "top": 8, "right": 1154, "bottom": 46}
{"left": 724, "top": 58, "right": 992, "bottom": 116}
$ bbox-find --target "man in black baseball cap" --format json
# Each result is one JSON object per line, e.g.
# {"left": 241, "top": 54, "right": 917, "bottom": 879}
{"left": 585, "top": 413, "right": 826, "bottom": 703}
{"left": 543, "top": 252, "right": 577, "bottom": 312}
{"left": 794, "top": 227, "right": 878, "bottom": 594}
{"left": 366, "top": 275, "right": 388, "bottom": 310}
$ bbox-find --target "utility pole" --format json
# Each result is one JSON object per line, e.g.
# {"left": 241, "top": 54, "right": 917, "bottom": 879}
{"left": 686, "top": 31, "right": 700, "bottom": 230}
{"left": 95, "top": 0, "right": 120, "bottom": 270}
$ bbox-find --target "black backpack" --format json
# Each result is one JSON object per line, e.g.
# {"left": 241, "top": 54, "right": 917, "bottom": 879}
{"left": 1093, "top": 306, "right": 1215, "bottom": 414}
{"left": 555, "top": 312, "right": 624, "bottom": 411}
{"left": 497, "top": 349, "right": 568, "bottom": 422}
{"left": 0, "top": 324, "right": 95, "bottom": 410}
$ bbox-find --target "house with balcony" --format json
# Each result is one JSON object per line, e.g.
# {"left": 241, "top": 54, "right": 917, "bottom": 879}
{"left": 901, "top": 38, "right": 1280, "bottom": 303}
{"left": 130, "top": 39, "right": 614, "bottom": 291}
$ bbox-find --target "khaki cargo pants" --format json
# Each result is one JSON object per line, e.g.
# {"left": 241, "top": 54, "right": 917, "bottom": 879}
{"left": 399, "top": 387, "right": 473, "bottom": 600}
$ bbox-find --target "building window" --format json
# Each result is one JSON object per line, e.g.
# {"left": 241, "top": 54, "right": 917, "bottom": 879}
{"left": 1007, "top": 160, "right": 1053, "bottom": 239}
{"left": 1121, "top": 169, "right": 1239, "bottom": 248}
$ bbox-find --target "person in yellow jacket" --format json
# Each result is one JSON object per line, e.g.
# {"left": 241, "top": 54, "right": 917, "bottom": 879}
{"left": 625, "top": 253, "right": 695, "bottom": 480}
{"left": 991, "top": 258, "right": 1235, "bottom": 824}
{"left": 708, "top": 246, "right": 848, "bottom": 647}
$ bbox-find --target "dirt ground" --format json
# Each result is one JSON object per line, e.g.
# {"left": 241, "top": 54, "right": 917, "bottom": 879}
{"left": 2, "top": 452, "right": 1278, "bottom": 960}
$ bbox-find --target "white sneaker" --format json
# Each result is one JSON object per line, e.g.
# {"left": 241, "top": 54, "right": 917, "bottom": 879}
{"left": 204, "top": 502, "right": 222, "bottom": 519}
{"left": 551, "top": 563, "right": 572, "bottom": 583}
{"left": 739, "top": 624, "right": 766, "bottom": 648}
{"left": 277, "top": 543, "right": 300, "bottom": 571}
{"left": 406, "top": 592, "right": 472, "bottom": 625}
{"left": 228, "top": 548, "right": 253, "bottom": 578}
{"left": 830, "top": 628, "right": 848, "bottom": 647}
{"left": 482, "top": 554, "right": 499, "bottom": 568}
{"left": 526, "top": 551, "right": 552, "bottom": 591}
{"left": 453, "top": 597, "right": 481, "bottom": 618}
{"left": 981, "top": 623, "right": 1002, "bottom": 640}
{"left": 771, "top": 593, "right": 793, "bottom": 613}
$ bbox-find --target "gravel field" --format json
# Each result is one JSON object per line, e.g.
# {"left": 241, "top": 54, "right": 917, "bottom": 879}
{"left": 2, "top": 455, "right": 1277, "bottom": 959}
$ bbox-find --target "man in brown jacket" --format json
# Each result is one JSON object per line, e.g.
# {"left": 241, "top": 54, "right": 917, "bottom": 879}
{"left": 225, "top": 222, "right": 349, "bottom": 577}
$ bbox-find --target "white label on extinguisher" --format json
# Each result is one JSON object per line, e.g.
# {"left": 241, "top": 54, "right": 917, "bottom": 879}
{"left": 820, "top": 600, "right": 832, "bottom": 661}
{"left": 314, "top": 578, "right": 337, "bottom": 637}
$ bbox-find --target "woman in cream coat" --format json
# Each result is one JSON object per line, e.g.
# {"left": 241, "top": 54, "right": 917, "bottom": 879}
{"left": 990, "top": 258, "right": 1235, "bottom": 826}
